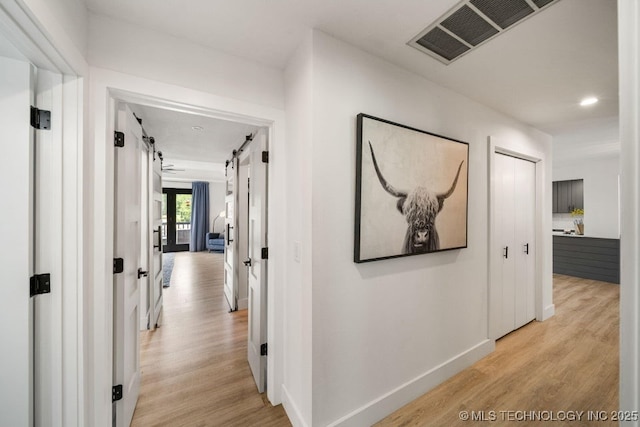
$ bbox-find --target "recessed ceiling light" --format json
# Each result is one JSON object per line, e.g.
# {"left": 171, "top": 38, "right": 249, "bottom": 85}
{"left": 191, "top": 126, "right": 204, "bottom": 131}
{"left": 580, "top": 97, "right": 598, "bottom": 107}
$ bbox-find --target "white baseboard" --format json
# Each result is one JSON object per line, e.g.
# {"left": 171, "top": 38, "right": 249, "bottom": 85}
{"left": 237, "top": 297, "right": 248, "bottom": 311}
{"left": 281, "top": 385, "right": 310, "bottom": 427}
{"left": 327, "top": 339, "right": 495, "bottom": 427}
{"left": 542, "top": 304, "right": 555, "bottom": 320}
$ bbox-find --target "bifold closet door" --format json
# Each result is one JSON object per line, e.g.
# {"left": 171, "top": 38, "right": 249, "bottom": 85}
{"left": 494, "top": 153, "right": 536, "bottom": 338}
{"left": 514, "top": 158, "right": 536, "bottom": 330}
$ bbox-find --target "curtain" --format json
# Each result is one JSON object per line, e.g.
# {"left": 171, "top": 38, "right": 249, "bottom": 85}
{"left": 190, "top": 181, "right": 210, "bottom": 251}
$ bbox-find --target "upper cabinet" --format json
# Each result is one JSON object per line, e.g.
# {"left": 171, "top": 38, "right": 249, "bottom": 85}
{"left": 553, "top": 179, "right": 583, "bottom": 213}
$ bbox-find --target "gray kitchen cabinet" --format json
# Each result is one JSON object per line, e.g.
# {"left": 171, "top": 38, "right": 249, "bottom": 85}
{"left": 552, "top": 179, "right": 583, "bottom": 213}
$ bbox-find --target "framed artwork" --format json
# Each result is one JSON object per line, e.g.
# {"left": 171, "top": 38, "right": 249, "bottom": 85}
{"left": 354, "top": 113, "right": 469, "bottom": 263}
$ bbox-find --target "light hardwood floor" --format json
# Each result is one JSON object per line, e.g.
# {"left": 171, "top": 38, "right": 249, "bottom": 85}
{"left": 132, "top": 258, "right": 619, "bottom": 427}
{"left": 131, "top": 251, "right": 291, "bottom": 427}
{"left": 377, "top": 274, "right": 619, "bottom": 427}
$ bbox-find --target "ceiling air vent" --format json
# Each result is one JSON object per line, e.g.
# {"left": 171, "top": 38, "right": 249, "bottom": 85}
{"left": 409, "top": 0, "right": 560, "bottom": 65}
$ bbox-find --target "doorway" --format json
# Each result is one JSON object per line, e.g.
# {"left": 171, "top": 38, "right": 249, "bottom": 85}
{"left": 162, "top": 188, "right": 192, "bottom": 252}
{"left": 110, "top": 93, "right": 276, "bottom": 425}
{"left": 489, "top": 138, "right": 550, "bottom": 340}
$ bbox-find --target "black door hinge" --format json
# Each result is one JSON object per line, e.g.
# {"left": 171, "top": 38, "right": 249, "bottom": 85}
{"left": 114, "top": 131, "right": 125, "bottom": 147}
{"left": 261, "top": 247, "right": 268, "bottom": 260}
{"left": 113, "top": 258, "right": 124, "bottom": 274}
{"left": 260, "top": 343, "right": 268, "bottom": 356}
{"left": 112, "top": 385, "right": 123, "bottom": 402}
{"left": 261, "top": 151, "right": 269, "bottom": 163}
{"left": 30, "top": 106, "right": 51, "bottom": 130}
{"left": 30, "top": 273, "right": 51, "bottom": 297}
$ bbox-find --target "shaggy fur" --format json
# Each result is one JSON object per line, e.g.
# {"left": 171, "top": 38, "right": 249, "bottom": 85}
{"left": 400, "top": 188, "right": 441, "bottom": 253}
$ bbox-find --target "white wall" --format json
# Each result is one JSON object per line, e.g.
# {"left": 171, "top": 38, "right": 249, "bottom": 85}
{"left": 552, "top": 118, "right": 620, "bottom": 238}
{"left": 88, "top": 13, "right": 284, "bottom": 110}
{"left": 553, "top": 156, "right": 620, "bottom": 238}
{"left": 303, "top": 31, "right": 552, "bottom": 426}
{"left": 618, "top": 0, "right": 640, "bottom": 417}
{"left": 21, "top": 0, "right": 88, "bottom": 74}
{"left": 282, "top": 32, "right": 314, "bottom": 427}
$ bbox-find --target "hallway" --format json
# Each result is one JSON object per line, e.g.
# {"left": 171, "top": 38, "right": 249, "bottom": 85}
{"left": 130, "top": 255, "right": 618, "bottom": 426}
{"left": 377, "top": 274, "right": 619, "bottom": 426}
{"left": 131, "top": 251, "right": 290, "bottom": 426}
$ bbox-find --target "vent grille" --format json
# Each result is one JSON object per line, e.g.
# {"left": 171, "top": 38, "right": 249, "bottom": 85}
{"left": 441, "top": 5, "right": 499, "bottom": 46}
{"left": 416, "top": 27, "right": 470, "bottom": 61}
{"left": 470, "top": 0, "right": 534, "bottom": 29}
{"left": 409, "top": 0, "right": 560, "bottom": 64}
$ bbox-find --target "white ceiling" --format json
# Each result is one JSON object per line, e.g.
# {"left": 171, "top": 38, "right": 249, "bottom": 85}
{"left": 88, "top": 0, "right": 619, "bottom": 181}
{"left": 129, "top": 103, "right": 259, "bottom": 182}
{"left": 84, "top": 0, "right": 618, "bottom": 136}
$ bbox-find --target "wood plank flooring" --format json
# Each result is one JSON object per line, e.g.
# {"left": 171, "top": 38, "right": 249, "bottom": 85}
{"left": 377, "top": 274, "right": 619, "bottom": 427}
{"left": 131, "top": 251, "right": 291, "bottom": 427}
{"left": 131, "top": 258, "right": 619, "bottom": 427}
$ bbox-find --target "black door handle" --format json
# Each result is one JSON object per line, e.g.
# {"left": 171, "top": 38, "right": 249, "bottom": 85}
{"left": 243, "top": 258, "right": 252, "bottom": 267}
{"left": 503, "top": 246, "right": 509, "bottom": 259}
{"left": 138, "top": 268, "right": 149, "bottom": 279}
{"left": 153, "top": 225, "right": 162, "bottom": 249}
{"left": 524, "top": 243, "right": 529, "bottom": 254}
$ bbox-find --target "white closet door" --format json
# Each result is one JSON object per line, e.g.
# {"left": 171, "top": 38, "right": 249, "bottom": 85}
{"left": 494, "top": 153, "right": 536, "bottom": 338}
{"left": 495, "top": 153, "right": 516, "bottom": 338}
{"left": 514, "top": 158, "right": 536, "bottom": 329}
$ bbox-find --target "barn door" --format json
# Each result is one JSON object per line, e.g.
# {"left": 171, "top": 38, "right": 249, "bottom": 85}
{"left": 247, "top": 130, "right": 268, "bottom": 393}
{"left": 113, "top": 104, "right": 142, "bottom": 426}
{"left": 224, "top": 159, "right": 238, "bottom": 311}
{"left": 151, "top": 146, "right": 163, "bottom": 328}
{"left": 139, "top": 141, "right": 150, "bottom": 330}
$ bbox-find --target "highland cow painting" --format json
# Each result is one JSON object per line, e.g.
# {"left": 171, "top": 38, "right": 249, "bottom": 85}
{"left": 354, "top": 114, "right": 469, "bottom": 263}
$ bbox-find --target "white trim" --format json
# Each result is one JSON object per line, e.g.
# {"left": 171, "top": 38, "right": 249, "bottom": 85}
{"left": 618, "top": 0, "right": 640, "bottom": 420}
{"left": 88, "top": 67, "right": 287, "bottom": 426}
{"left": 0, "top": 2, "right": 84, "bottom": 426}
{"left": 0, "top": 0, "right": 86, "bottom": 75}
{"left": 326, "top": 340, "right": 495, "bottom": 427}
{"left": 281, "top": 385, "right": 310, "bottom": 427}
{"left": 488, "top": 137, "right": 551, "bottom": 340}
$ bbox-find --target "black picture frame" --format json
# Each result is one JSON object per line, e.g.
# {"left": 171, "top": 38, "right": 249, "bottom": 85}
{"left": 354, "top": 113, "right": 469, "bottom": 263}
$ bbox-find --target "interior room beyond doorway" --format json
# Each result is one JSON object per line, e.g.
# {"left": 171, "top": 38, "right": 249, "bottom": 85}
{"left": 132, "top": 251, "right": 289, "bottom": 425}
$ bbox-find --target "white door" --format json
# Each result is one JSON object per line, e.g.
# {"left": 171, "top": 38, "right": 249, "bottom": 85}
{"left": 247, "top": 130, "right": 268, "bottom": 393}
{"left": 224, "top": 159, "right": 237, "bottom": 311}
{"left": 0, "top": 56, "right": 35, "bottom": 427}
{"left": 33, "top": 66, "right": 63, "bottom": 427}
{"left": 139, "top": 142, "right": 150, "bottom": 330}
{"left": 113, "top": 104, "right": 142, "bottom": 426}
{"left": 151, "top": 146, "right": 163, "bottom": 328}
{"left": 494, "top": 153, "right": 536, "bottom": 338}
{"left": 514, "top": 158, "right": 536, "bottom": 329}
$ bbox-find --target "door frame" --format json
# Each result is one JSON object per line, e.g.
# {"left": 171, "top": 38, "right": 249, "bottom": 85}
{"left": 488, "top": 137, "right": 553, "bottom": 340}
{"left": 162, "top": 187, "right": 192, "bottom": 252}
{"left": 89, "top": 68, "right": 286, "bottom": 425}
{"left": 0, "top": 2, "right": 85, "bottom": 425}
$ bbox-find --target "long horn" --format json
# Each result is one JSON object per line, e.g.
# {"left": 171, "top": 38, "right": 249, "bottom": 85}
{"left": 437, "top": 160, "right": 464, "bottom": 203}
{"left": 368, "top": 142, "right": 407, "bottom": 198}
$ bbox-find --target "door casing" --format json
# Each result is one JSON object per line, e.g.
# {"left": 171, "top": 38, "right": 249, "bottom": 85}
{"left": 488, "top": 137, "right": 552, "bottom": 340}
